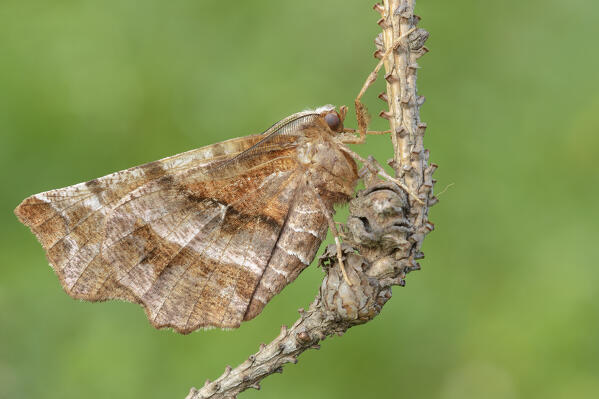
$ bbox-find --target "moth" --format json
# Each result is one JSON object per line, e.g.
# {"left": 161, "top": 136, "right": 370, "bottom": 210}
{"left": 16, "top": 105, "right": 367, "bottom": 332}
{"left": 14, "top": 44, "right": 416, "bottom": 333}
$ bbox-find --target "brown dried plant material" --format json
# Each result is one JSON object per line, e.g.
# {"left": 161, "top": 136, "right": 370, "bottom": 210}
{"left": 15, "top": 106, "right": 359, "bottom": 334}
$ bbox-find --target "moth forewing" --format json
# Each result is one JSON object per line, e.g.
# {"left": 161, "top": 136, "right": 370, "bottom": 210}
{"left": 14, "top": 106, "right": 358, "bottom": 333}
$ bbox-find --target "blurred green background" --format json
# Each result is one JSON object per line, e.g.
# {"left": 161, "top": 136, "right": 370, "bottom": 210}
{"left": 1, "top": 0, "right": 598, "bottom": 398}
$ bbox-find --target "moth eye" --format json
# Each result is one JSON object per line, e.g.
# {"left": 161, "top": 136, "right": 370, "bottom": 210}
{"left": 324, "top": 112, "right": 340, "bottom": 131}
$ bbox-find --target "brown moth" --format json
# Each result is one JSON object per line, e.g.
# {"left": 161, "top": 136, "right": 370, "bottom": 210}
{"left": 15, "top": 105, "right": 363, "bottom": 334}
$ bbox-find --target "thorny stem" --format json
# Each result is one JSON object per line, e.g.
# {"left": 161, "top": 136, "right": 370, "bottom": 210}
{"left": 378, "top": 0, "right": 434, "bottom": 243}
{"left": 186, "top": 1, "right": 434, "bottom": 397}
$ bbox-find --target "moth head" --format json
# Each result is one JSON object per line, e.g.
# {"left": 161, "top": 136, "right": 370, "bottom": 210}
{"left": 322, "top": 105, "right": 347, "bottom": 133}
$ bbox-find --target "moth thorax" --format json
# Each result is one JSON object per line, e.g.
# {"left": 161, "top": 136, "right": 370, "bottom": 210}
{"left": 312, "top": 142, "right": 343, "bottom": 170}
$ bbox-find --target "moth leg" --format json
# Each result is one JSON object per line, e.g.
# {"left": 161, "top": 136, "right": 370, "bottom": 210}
{"left": 347, "top": 27, "right": 417, "bottom": 145}
{"left": 309, "top": 184, "right": 353, "bottom": 286}
{"left": 337, "top": 143, "right": 425, "bottom": 206}
{"left": 341, "top": 128, "right": 392, "bottom": 144}
{"left": 343, "top": 128, "right": 391, "bottom": 135}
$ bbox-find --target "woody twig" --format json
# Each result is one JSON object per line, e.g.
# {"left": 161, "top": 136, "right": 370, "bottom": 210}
{"left": 186, "top": 1, "right": 434, "bottom": 397}
{"left": 377, "top": 0, "right": 436, "bottom": 263}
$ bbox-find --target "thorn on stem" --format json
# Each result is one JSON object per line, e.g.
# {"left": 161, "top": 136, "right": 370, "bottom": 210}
{"left": 384, "top": 71, "right": 398, "bottom": 83}
{"left": 285, "top": 356, "right": 298, "bottom": 364}
{"left": 379, "top": 111, "right": 392, "bottom": 120}
{"left": 279, "top": 324, "right": 288, "bottom": 338}
{"left": 409, "top": 263, "right": 422, "bottom": 272}
{"left": 296, "top": 331, "right": 311, "bottom": 344}
{"left": 395, "top": 126, "right": 408, "bottom": 138}
{"left": 373, "top": 3, "right": 384, "bottom": 15}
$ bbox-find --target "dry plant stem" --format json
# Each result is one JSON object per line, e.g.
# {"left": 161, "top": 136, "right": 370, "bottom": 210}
{"left": 380, "top": 0, "right": 434, "bottom": 217}
{"left": 186, "top": 1, "right": 433, "bottom": 397}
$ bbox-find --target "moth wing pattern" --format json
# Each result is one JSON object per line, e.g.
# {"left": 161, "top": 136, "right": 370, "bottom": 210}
{"left": 15, "top": 116, "right": 331, "bottom": 333}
